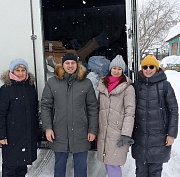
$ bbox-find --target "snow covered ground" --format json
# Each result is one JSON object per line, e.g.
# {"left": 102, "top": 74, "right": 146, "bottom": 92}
{"left": 0, "top": 70, "right": 180, "bottom": 177}
{"left": 160, "top": 55, "right": 180, "bottom": 68}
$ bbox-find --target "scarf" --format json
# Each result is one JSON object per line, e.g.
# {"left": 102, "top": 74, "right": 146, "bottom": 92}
{"left": 108, "top": 76, "right": 120, "bottom": 93}
{"left": 9, "top": 72, "right": 28, "bottom": 82}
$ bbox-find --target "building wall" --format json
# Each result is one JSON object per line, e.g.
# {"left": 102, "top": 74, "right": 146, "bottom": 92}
{"left": 172, "top": 41, "right": 178, "bottom": 55}
{"left": 169, "top": 36, "right": 180, "bottom": 56}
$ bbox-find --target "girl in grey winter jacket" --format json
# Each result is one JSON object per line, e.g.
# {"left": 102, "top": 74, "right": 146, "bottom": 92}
{"left": 97, "top": 55, "right": 135, "bottom": 177}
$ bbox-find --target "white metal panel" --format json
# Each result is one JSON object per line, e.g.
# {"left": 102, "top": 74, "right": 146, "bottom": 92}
{"left": 125, "top": 0, "right": 140, "bottom": 78}
{"left": 0, "top": 0, "right": 45, "bottom": 99}
{"left": 31, "top": 0, "right": 46, "bottom": 99}
{"left": 0, "top": 0, "right": 34, "bottom": 79}
{"left": 125, "top": 0, "right": 133, "bottom": 71}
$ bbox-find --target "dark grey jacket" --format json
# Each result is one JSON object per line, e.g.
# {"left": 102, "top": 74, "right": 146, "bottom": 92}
{"left": 132, "top": 69, "right": 178, "bottom": 163}
{"left": 41, "top": 63, "right": 98, "bottom": 153}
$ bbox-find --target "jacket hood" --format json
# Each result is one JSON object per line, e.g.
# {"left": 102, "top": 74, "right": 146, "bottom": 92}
{"left": 54, "top": 62, "right": 87, "bottom": 80}
{"left": 97, "top": 75, "right": 133, "bottom": 96}
{"left": 1, "top": 70, "right": 35, "bottom": 86}
{"left": 138, "top": 68, "right": 167, "bottom": 84}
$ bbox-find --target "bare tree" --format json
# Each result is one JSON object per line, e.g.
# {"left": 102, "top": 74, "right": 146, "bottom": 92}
{"left": 138, "top": 0, "right": 180, "bottom": 60}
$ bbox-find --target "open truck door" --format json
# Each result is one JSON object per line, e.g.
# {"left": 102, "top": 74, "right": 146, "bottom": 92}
{"left": 42, "top": 0, "right": 139, "bottom": 78}
{"left": 39, "top": 0, "right": 140, "bottom": 148}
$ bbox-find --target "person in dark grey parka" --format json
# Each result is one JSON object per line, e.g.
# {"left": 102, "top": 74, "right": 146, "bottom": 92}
{"left": 41, "top": 53, "right": 98, "bottom": 177}
{"left": 132, "top": 55, "right": 178, "bottom": 177}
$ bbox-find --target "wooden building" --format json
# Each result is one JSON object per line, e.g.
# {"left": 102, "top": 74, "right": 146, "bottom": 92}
{"left": 166, "top": 22, "right": 180, "bottom": 56}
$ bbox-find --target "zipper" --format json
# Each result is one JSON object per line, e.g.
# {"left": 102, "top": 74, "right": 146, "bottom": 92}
{"left": 144, "top": 78, "right": 149, "bottom": 164}
{"left": 103, "top": 93, "right": 111, "bottom": 161}
{"left": 155, "top": 83, "right": 165, "bottom": 131}
{"left": 160, "top": 95, "right": 166, "bottom": 131}
{"left": 66, "top": 81, "right": 71, "bottom": 152}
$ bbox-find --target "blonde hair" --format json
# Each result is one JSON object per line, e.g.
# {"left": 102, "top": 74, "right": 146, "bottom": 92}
{"left": 14, "top": 65, "right": 26, "bottom": 70}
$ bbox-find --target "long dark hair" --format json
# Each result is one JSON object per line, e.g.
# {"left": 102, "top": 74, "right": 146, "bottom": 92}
{"left": 102, "top": 71, "right": 127, "bottom": 88}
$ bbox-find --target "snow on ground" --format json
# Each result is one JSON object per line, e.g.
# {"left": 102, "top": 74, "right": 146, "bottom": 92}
{"left": 160, "top": 55, "right": 180, "bottom": 67}
{"left": 161, "top": 70, "right": 180, "bottom": 177}
{"left": 0, "top": 70, "right": 180, "bottom": 177}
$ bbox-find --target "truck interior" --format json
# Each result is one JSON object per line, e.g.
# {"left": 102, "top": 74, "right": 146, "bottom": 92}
{"left": 42, "top": 0, "right": 127, "bottom": 64}
{"left": 39, "top": 0, "right": 128, "bottom": 148}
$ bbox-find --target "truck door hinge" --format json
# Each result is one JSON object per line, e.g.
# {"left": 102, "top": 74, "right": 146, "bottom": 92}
{"left": 128, "top": 28, "right": 133, "bottom": 39}
{"left": 31, "top": 35, "right": 37, "bottom": 40}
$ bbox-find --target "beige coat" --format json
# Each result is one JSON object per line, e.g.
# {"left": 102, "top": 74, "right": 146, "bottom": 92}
{"left": 97, "top": 76, "right": 135, "bottom": 166}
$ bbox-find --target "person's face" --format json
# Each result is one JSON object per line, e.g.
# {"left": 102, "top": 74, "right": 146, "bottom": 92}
{"left": 13, "top": 66, "right": 27, "bottom": 81}
{"left": 142, "top": 65, "right": 157, "bottom": 78}
{"left": 63, "top": 60, "right": 77, "bottom": 74}
{"left": 111, "top": 66, "right": 123, "bottom": 77}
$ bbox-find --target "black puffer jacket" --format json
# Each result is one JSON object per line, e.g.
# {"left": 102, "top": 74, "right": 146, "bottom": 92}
{"left": 132, "top": 69, "right": 178, "bottom": 163}
{"left": 0, "top": 71, "right": 38, "bottom": 166}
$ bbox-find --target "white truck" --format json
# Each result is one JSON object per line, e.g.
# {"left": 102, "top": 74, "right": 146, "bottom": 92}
{"left": 0, "top": 0, "right": 139, "bottom": 175}
{"left": 0, "top": 0, "right": 139, "bottom": 96}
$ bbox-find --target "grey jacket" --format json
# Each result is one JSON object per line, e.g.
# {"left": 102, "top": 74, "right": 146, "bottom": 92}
{"left": 97, "top": 76, "right": 135, "bottom": 166}
{"left": 132, "top": 69, "right": 178, "bottom": 163}
{"left": 41, "top": 63, "right": 98, "bottom": 153}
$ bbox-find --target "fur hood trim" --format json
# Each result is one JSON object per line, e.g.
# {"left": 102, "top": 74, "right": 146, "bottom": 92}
{"left": 1, "top": 70, "right": 35, "bottom": 86}
{"left": 54, "top": 62, "right": 87, "bottom": 80}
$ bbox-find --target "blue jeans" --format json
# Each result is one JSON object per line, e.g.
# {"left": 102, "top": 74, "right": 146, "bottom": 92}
{"left": 54, "top": 151, "right": 88, "bottom": 177}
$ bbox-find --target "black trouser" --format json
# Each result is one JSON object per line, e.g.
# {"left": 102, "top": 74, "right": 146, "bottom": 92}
{"left": 2, "top": 164, "right": 27, "bottom": 177}
{"left": 135, "top": 160, "right": 163, "bottom": 177}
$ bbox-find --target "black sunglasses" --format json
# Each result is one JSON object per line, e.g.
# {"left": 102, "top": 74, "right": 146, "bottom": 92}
{"left": 143, "top": 65, "right": 155, "bottom": 70}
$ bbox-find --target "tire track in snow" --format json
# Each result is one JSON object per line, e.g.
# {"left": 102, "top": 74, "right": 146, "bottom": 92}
{"left": 27, "top": 149, "right": 54, "bottom": 177}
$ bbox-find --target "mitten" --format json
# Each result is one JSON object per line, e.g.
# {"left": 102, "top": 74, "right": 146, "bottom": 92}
{"left": 116, "top": 135, "right": 134, "bottom": 148}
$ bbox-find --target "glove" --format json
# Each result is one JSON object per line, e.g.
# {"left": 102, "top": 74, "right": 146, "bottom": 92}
{"left": 116, "top": 135, "right": 134, "bottom": 148}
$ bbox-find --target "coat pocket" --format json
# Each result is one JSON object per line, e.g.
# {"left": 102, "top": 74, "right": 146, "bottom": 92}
{"left": 77, "top": 107, "right": 88, "bottom": 125}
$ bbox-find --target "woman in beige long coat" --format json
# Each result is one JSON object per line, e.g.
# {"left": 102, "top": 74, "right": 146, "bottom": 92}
{"left": 97, "top": 55, "right": 135, "bottom": 177}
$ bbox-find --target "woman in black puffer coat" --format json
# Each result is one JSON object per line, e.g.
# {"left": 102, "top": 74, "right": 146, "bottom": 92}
{"left": 132, "top": 55, "right": 178, "bottom": 177}
{"left": 0, "top": 58, "right": 38, "bottom": 177}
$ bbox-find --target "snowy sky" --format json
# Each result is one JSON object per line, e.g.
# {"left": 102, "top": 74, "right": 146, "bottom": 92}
{"left": 138, "top": 0, "right": 148, "bottom": 8}
{"left": 138, "top": 0, "right": 179, "bottom": 7}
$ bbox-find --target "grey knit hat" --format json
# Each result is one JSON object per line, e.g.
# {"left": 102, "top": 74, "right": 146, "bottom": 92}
{"left": 10, "top": 58, "right": 29, "bottom": 73}
{"left": 109, "top": 55, "right": 125, "bottom": 71}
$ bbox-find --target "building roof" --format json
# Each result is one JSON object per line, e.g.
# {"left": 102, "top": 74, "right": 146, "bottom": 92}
{"left": 166, "top": 22, "right": 180, "bottom": 42}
